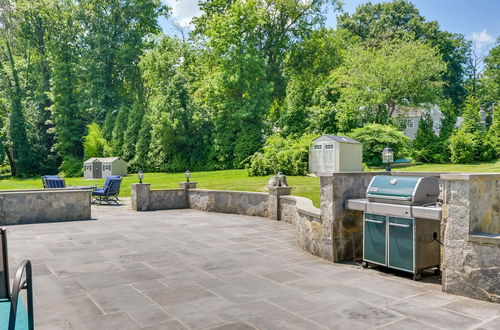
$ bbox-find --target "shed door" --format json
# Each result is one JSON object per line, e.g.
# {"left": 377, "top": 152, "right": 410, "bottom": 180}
{"left": 93, "top": 161, "right": 102, "bottom": 179}
{"left": 323, "top": 144, "right": 335, "bottom": 172}
{"left": 312, "top": 144, "right": 323, "bottom": 172}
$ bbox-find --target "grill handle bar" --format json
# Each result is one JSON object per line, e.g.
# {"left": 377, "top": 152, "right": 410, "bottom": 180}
{"left": 365, "top": 219, "right": 384, "bottom": 224}
{"left": 366, "top": 194, "right": 412, "bottom": 201}
{"left": 389, "top": 223, "right": 411, "bottom": 228}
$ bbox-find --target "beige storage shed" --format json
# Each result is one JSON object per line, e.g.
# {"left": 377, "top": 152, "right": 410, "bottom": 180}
{"left": 83, "top": 157, "right": 128, "bottom": 179}
{"left": 309, "top": 135, "right": 363, "bottom": 173}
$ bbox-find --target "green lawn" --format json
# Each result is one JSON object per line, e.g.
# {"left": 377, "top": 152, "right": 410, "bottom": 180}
{"left": 0, "top": 170, "right": 322, "bottom": 207}
{"left": 0, "top": 160, "right": 498, "bottom": 209}
{"left": 368, "top": 160, "right": 500, "bottom": 173}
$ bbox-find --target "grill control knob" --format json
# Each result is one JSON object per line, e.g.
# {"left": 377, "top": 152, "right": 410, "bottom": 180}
{"left": 390, "top": 178, "right": 398, "bottom": 185}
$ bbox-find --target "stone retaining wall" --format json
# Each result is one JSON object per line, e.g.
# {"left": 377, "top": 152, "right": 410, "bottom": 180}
{"left": 280, "top": 196, "right": 322, "bottom": 257}
{"left": 188, "top": 189, "right": 269, "bottom": 217}
{"left": 0, "top": 189, "right": 91, "bottom": 225}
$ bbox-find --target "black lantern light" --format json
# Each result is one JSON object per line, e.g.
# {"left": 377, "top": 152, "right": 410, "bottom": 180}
{"left": 185, "top": 170, "right": 191, "bottom": 183}
{"left": 138, "top": 171, "right": 144, "bottom": 184}
{"left": 382, "top": 147, "right": 394, "bottom": 172}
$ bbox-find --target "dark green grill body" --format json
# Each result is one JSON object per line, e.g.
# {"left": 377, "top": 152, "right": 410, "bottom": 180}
{"left": 367, "top": 176, "right": 420, "bottom": 200}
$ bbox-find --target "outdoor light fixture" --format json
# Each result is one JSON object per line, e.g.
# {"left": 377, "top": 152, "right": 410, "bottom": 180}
{"left": 138, "top": 171, "right": 144, "bottom": 184}
{"left": 185, "top": 170, "right": 191, "bottom": 182}
{"left": 382, "top": 147, "right": 394, "bottom": 172}
{"left": 276, "top": 171, "right": 284, "bottom": 187}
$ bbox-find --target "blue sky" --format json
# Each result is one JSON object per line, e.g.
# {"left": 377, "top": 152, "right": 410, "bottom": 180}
{"left": 163, "top": 0, "right": 499, "bottom": 49}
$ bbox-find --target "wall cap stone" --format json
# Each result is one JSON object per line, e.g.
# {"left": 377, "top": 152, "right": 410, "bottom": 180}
{"left": 150, "top": 188, "right": 184, "bottom": 192}
{"left": 440, "top": 173, "right": 500, "bottom": 181}
{"left": 0, "top": 189, "right": 91, "bottom": 196}
{"left": 317, "top": 172, "right": 384, "bottom": 177}
{"left": 281, "top": 195, "right": 321, "bottom": 220}
{"left": 189, "top": 189, "right": 269, "bottom": 197}
{"left": 469, "top": 233, "right": 500, "bottom": 246}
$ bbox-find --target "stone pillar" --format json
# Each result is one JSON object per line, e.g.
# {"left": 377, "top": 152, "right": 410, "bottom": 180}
{"left": 440, "top": 173, "right": 500, "bottom": 303}
{"left": 268, "top": 186, "right": 292, "bottom": 220}
{"left": 319, "top": 172, "right": 383, "bottom": 262}
{"left": 179, "top": 182, "right": 197, "bottom": 208}
{"left": 131, "top": 183, "right": 151, "bottom": 211}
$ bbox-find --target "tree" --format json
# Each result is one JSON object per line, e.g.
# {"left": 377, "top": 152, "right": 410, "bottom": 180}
{"left": 332, "top": 40, "right": 446, "bottom": 131}
{"left": 280, "top": 28, "right": 343, "bottom": 135}
{"left": 412, "top": 111, "right": 444, "bottom": 163}
{"left": 140, "top": 36, "right": 212, "bottom": 171}
{"left": 337, "top": 0, "right": 469, "bottom": 107}
{"left": 0, "top": 0, "right": 33, "bottom": 176}
{"left": 48, "top": 1, "right": 85, "bottom": 176}
{"left": 195, "top": 0, "right": 341, "bottom": 103}
{"left": 449, "top": 96, "right": 482, "bottom": 163}
{"left": 199, "top": 0, "right": 272, "bottom": 168}
{"left": 83, "top": 123, "right": 110, "bottom": 159}
{"left": 15, "top": 0, "right": 58, "bottom": 174}
{"left": 349, "top": 123, "right": 410, "bottom": 166}
{"left": 78, "top": 0, "right": 166, "bottom": 137}
{"left": 481, "top": 38, "right": 500, "bottom": 103}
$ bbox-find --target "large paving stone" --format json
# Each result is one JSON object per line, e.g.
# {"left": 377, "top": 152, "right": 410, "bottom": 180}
{"left": 3, "top": 205, "right": 498, "bottom": 329}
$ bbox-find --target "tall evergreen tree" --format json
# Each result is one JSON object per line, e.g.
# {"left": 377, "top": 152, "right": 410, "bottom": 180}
{"left": 0, "top": 1, "right": 33, "bottom": 176}
{"left": 48, "top": 1, "right": 85, "bottom": 176}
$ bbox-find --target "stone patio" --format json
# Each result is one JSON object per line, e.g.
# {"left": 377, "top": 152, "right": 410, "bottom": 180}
{"left": 6, "top": 203, "right": 500, "bottom": 330}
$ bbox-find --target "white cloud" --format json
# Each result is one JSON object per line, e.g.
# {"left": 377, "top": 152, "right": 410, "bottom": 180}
{"left": 165, "top": 0, "right": 202, "bottom": 27}
{"left": 471, "top": 29, "right": 495, "bottom": 49}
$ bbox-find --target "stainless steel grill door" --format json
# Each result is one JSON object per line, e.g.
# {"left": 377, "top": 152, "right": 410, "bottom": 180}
{"left": 363, "top": 213, "right": 387, "bottom": 266}
{"left": 388, "top": 217, "right": 414, "bottom": 272}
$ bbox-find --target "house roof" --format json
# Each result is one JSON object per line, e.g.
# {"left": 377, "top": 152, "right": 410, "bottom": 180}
{"left": 83, "top": 157, "right": 122, "bottom": 163}
{"left": 314, "top": 135, "right": 361, "bottom": 144}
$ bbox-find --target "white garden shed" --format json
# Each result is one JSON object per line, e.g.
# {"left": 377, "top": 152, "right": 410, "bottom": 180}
{"left": 83, "top": 157, "right": 128, "bottom": 179}
{"left": 309, "top": 135, "right": 363, "bottom": 173}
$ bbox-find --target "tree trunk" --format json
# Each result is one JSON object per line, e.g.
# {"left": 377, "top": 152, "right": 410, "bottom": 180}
{"left": 4, "top": 148, "right": 17, "bottom": 177}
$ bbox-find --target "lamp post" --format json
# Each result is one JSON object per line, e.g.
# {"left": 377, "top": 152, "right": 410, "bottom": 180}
{"left": 382, "top": 147, "right": 394, "bottom": 172}
{"left": 185, "top": 170, "right": 191, "bottom": 183}
{"left": 137, "top": 171, "right": 144, "bottom": 184}
{"left": 276, "top": 171, "right": 284, "bottom": 187}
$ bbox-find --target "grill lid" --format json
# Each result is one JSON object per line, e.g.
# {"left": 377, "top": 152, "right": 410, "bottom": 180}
{"left": 366, "top": 176, "right": 439, "bottom": 205}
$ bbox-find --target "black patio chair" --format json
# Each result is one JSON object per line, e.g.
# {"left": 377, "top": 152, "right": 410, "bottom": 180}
{"left": 0, "top": 228, "right": 34, "bottom": 330}
{"left": 42, "top": 176, "right": 66, "bottom": 189}
{"left": 92, "top": 175, "right": 122, "bottom": 205}
{"left": 41, "top": 175, "right": 61, "bottom": 188}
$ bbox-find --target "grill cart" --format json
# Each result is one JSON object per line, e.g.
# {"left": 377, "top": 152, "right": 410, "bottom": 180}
{"left": 347, "top": 176, "right": 442, "bottom": 280}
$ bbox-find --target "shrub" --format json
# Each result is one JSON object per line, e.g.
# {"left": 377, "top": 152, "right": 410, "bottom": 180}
{"left": 348, "top": 123, "right": 410, "bottom": 166}
{"left": 60, "top": 156, "right": 83, "bottom": 177}
{"left": 247, "top": 133, "right": 318, "bottom": 176}
{"left": 449, "top": 131, "right": 478, "bottom": 164}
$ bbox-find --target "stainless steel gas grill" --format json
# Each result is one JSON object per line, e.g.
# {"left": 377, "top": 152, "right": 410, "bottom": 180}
{"left": 346, "top": 175, "right": 442, "bottom": 280}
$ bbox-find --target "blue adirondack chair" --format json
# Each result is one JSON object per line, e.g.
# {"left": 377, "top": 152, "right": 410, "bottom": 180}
{"left": 42, "top": 176, "right": 66, "bottom": 188}
{"left": 92, "top": 176, "right": 122, "bottom": 204}
{"left": 0, "top": 228, "right": 34, "bottom": 330}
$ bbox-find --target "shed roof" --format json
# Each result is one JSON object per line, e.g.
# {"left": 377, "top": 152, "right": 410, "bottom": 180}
{"left": 313, "top": 135, "right": 361, "bottom": 144}
{"left": 83, "top": 157, "right": 122, "bottom": 164}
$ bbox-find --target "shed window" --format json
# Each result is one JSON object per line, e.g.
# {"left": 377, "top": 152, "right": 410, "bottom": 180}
{"left": 325, "top": 145, "right": 334, "bottom": 149}
{"left": 407, "top": 118, "right": 415, "bottom": 129}
{"left": 103, "top": 165, "right": 111, "bottom": 171}
{"left": 314, "top": 145, "right": 322, "bottom": 150}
